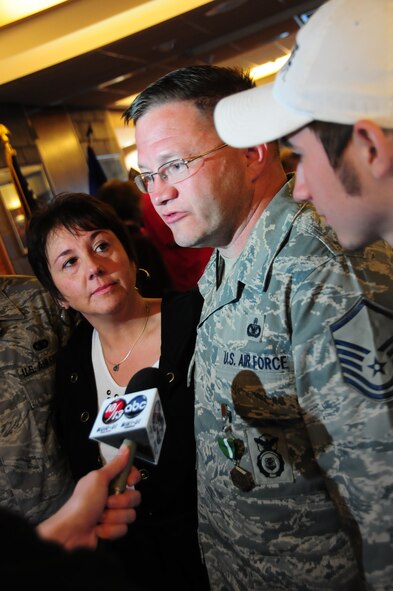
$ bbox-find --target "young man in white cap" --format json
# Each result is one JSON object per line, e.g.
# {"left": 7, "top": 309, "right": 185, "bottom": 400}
{"left": 125, "top": 61, "right": 393, "bottom": 590}
{"left": 214, "top": 0, "right": 393, "bottom": 252}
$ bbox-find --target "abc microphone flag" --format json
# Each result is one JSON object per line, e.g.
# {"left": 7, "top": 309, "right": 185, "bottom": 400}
{"left": 89, "top": 367, "right": 166, "bottom": 493}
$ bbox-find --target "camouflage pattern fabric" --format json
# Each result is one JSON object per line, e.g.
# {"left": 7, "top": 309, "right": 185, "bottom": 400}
{"left": 194, "top": 179, "right": 393, "bottom": 591}
{"left": 0, "top": 275, "right": 74, "bottom": 525}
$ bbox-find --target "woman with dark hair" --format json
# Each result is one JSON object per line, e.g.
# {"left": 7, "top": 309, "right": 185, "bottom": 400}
{"left": 26, "top": 193, "right": 210, "bottom": 591}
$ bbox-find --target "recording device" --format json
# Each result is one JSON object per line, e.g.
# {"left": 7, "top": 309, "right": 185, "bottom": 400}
{"left": 90, "top": 367, "right": 166, "bottom": 493}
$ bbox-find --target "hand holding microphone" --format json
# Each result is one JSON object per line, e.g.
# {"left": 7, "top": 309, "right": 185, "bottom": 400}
{"left": 90, "top": 367, "right": 167, "bottom": 494}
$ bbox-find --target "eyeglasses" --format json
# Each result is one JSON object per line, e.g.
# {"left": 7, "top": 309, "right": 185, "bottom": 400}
{"left": 133, "top": 143, "right": 228, "bottom": 193}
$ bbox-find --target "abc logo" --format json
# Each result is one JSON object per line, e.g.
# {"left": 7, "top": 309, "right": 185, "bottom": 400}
{"left": 124, "top": 394, "right": 147, "bottom": 418}
{"left": 102, "top": 398, "right": 126, "bottom": 424}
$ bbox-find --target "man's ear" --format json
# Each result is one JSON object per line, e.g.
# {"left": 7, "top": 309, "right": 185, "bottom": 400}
{"left": 244, "top": 144, "right": 268, "bottom": 178}
{"left": 353, "top": 120, "right": 391, "bottom": 179}
{"left": 245, "top": 144, "right": 267, "bottom": 163}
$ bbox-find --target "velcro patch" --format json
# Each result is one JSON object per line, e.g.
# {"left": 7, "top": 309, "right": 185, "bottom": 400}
{"left": 331, "top": 299, "right": 393, "bottom": 401}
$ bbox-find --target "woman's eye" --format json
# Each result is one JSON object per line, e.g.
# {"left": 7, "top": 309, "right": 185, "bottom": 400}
{"left": 95, "top": 240, "right": 109, "bottom": 253}
{"left": 62, "top": 256, "right": 77, "bottom": 269}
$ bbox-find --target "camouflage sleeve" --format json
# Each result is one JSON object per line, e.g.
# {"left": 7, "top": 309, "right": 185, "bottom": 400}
{"left": 0, "top": 276, "right": 75, "bottom": 524}
{"left": 289, "top": 240, "right": 393, "bottom": 588}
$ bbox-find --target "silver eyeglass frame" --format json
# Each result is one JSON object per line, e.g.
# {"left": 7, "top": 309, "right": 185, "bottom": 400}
{"left": 133, "top": 142, "right": 228, "bottom": 193}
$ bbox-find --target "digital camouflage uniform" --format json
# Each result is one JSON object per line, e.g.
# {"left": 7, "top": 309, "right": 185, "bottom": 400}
{"left": 193, "top": 179, "right": 393, "bottom": 591}
{"left": 0, "top": 275, "right": 74, "bottom": 524}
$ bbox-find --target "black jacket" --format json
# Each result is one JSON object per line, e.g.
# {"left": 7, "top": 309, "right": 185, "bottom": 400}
{"left": 54, "top": 289, "right": 209, "bottom": 591}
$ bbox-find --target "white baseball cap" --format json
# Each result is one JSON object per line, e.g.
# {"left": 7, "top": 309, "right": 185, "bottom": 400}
{"left": 214, "top": 0, "right": 393, "bottom": 148}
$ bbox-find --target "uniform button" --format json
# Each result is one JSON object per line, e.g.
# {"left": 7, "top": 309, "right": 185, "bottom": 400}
{"left": 166, "top": 371, "right": 175, "bottom": 383}
{"left": 80, "top": 411, "right": 89, "bottom": 422}
{"left": 70, "top": 372, "right": 79, "bottom": 383}
{"left": 140, "top": 468, "right": 150, "bottom": 480}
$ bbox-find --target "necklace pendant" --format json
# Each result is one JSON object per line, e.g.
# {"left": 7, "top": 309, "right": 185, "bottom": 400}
{"left": 104, "top": 303, "right": 150, "bottom": 374}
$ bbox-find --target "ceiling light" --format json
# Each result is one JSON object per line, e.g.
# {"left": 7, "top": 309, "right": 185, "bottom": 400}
{"left": 0, "top": 0, "right": 68, "bottom": 28}
{"left": 250, "top": 54, "right": 289, "bottom": 81}
{"left": 0, "top": 0, "right": 215, "bottom": 85}
{"left": 113, "top": 93, "right": 139, "bottom": 110}
{"left": 275, "top": 31, "right": 289, "bottom": 40}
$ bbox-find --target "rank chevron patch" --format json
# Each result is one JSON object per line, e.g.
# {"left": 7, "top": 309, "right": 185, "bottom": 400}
{"left": 331, "top": 299, "right": 393, "bottom": 401}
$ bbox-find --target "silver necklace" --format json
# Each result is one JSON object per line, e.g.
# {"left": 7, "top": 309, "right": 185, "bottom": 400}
{"left": 105, "top": 303, "right": 150, "bottom": 372}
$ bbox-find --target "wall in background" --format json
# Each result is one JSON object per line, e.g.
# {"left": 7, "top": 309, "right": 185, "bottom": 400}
{"left": 0, "top": 103, "right": 126, "bottom": 274}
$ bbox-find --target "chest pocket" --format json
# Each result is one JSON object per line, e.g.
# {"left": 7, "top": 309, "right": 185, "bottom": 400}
{"left": 230, "top": 368, "right": 299, "bottom": 423}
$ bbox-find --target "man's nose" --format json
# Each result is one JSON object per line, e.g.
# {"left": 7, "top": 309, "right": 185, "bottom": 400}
{"left": 292, "top": 163, "right": 311, "bottom": 203}
{"left": 150, "top": 176, "right": 178, "bottom": 207}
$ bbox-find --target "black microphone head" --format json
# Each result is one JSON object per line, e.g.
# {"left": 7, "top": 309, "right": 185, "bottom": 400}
{"left": 125, "top": 366, "right": 166, "bottom": 395}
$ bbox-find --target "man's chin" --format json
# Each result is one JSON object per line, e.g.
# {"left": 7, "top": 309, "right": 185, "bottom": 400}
{"left": 337, "top": 231, "right": 370, "bottom": 252}
{"left": 172, "top": 233, "right": 203, "bottom": 249}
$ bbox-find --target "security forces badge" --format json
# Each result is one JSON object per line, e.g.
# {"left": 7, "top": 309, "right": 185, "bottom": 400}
{"left": 331, "top": 298, "right": 393, "bottom": 401}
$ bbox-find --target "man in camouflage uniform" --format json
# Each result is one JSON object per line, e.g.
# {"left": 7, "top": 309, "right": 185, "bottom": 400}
{"left": 126, "top": 65, "right": 393, "bottom": 590}
{"left": 0, "top": 274, "right": 74, "bottom": 524}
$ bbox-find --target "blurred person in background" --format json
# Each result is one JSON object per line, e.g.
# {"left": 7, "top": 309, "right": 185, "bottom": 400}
{"left": 0, "top": 274, "right": 74, "bottom": 524}
{"left": 279, "top": 145, "right": 300, "bottom": 174}
{"left": 97, "top": 178, "right": 172, "bottom": 297}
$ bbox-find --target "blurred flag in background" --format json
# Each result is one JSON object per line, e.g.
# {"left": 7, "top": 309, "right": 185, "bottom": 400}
{"left": 86, "top": 124, "right": 107, "bottom": 196}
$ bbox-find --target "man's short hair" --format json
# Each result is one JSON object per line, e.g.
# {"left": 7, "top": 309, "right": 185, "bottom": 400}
{"left": 123, "top": 65, "right": 255, "bottom": 126}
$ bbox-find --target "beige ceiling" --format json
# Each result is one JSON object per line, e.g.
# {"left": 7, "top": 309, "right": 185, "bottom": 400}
{"left": 0, "top": 0, "right": 325, "bottom": 112}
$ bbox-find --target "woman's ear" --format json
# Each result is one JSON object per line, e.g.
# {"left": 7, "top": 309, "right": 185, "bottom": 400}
{"left": 57, "top": 299, "right": 69, "bottom": 310}
{"left": 353, "top": 120, "right": 391, "bottom": 179}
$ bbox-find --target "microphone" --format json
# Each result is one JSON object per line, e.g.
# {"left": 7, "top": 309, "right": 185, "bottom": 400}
{"left": 90, "top": 367, "right": 167, "bottom": 494}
